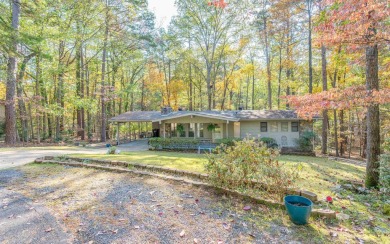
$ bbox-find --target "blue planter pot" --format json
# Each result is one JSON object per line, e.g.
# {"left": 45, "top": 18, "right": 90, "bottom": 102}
{"left": 284, "top": 195, "right": 313, "bottom": 225}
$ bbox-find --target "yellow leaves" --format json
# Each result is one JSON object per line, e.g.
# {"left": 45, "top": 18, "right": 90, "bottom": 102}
{"left": 0, "top": 81, "right": 5, "bottom": 100}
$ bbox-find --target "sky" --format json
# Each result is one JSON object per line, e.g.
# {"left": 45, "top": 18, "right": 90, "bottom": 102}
{"left": 148, "top": 0, "right": 177, "bottom": 28}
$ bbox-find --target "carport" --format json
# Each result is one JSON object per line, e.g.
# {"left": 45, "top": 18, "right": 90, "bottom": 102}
{"left": 109, "top": 111, "right": 161, "bottom": 145}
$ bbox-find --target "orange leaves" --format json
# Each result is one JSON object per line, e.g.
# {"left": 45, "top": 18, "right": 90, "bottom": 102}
{"left": 316, "top": 0, "right": 389, "bottom": 46}
{"left": 287, "top": 85, "right": 390, "bottom": 119}
{"left": 207, "top": 0, "right": 227, "bottom": 9}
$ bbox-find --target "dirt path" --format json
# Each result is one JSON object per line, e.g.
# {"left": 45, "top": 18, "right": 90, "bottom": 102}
{"left": 0, "top": 164, "right": 328, "bottom": 244}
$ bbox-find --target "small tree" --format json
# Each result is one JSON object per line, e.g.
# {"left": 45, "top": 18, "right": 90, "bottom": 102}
{"left": 206, "top": 139, "right": 299, "bottom": 200}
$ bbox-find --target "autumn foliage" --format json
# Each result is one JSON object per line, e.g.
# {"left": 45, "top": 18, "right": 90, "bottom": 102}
{"left": 317, "top": 0, "right": 389, "bottom": 45}
{"left": 287, "top": 86, "right": 390, "bottom": 119}
{"left": 207, "top": 0, "right": 227, "bottom": 9}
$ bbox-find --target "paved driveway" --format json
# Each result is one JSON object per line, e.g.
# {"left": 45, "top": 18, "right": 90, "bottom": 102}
{"left": 117, "top": 139, "right": 149, "bottom": 152}
{"left": 0, "top": 147, "right": 106, "bottom": 170}
{"left": 0, "top": 140, "right": 149, "bottom": 170}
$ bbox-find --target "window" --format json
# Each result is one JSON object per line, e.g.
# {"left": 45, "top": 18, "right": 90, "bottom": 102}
{"left": 281, "top": 122, "right": 289, "bottom": 132}
{"left": 260, "top": 122, "right": 268, "bottom": 132}
{"left": 270, "top": 122, "right": 278, "bottom": 132}
{"left": 291, "top": 122, "right": 299, "bottom": 132}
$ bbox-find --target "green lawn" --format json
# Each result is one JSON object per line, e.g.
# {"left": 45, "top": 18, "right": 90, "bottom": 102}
{"left": 70, "top": 151, "right": 366, "bottom": 197}
{"left": 71, "top": 151, "right": 208, "bottom": 173}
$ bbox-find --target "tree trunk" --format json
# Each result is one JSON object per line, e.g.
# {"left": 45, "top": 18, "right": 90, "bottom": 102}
{"left": 76, "top": 37, "right": 85, "bottom": 140}
{"left": 365, "top": 44, "right": 380, "bottom": 188}
{"left": 36, "top": 54, "right": 41, "bottom": 144}
{"left": 56, "top": 41, "right": 65, "bottom": 141}
{"left": 277, "top": 47, "right": 282, "bottom": 109}
{"left": 333, "top": 110, "right": 339, "bottom": 157}
{"left": 307, "top": 0, "right": 313, "bottom": 94}
{"left": 5, "top": 0, "right": 20, "bottom": 144}
{"left": 100, "top": 18, "right": 108, "bottom": 142}
{"left": 17, "top": 53, "right": 34, "bottom": 142}
{"left": 264, "top": 17, "right": 272, "bottom": 110}
{"left": 251, "top": 58, "right": 255, "bottom": 110}
{"left": 321, "top": 44, "right": 328, "bottom": 154}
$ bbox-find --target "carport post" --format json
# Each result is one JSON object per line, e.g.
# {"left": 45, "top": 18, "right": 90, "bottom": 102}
{"left": 116, "top": 123, "right": 120, "bottom": 145}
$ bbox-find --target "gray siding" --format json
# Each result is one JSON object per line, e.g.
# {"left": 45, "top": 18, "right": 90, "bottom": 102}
{"left": 240, "top": 120, "right": 300, "bottom": 147}
{"left": 240, "top": 121, "right": 261, "bottom": 139}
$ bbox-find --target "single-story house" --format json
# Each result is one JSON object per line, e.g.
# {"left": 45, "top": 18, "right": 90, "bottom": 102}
{"left": 109, "top": 107, "right": 314, "bottom": 148}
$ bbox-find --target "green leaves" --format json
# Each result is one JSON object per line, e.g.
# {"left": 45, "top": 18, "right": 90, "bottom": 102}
{"left": 205, "top": 139, "right": 300, "bottom": 200}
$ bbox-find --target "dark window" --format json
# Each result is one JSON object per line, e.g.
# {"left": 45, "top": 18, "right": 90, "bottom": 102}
{"left": 260, "top": 122, "right": 268, "bottom": 132}
{"left": 291, "top": 122, "right": 299, "bottom": 132}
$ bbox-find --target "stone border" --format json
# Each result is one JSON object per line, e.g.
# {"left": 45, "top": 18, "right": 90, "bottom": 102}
{"left": 34, "top": 156, "right": 336, "bottom": 219}
{"left": 65, "top": 156, "right": 319, "bottom": 201}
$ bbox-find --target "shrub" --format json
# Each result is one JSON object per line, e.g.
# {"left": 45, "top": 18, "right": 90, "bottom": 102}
{"left": 205, "top": 139, "right": 299, "bottom": 200}
{"left": 295, "top": 131, "right": 316, "bottom": 151}
{"left": 107, "top": 146, "right": 117, "bottom": 154}
{"left": 215, "top": 138, "right": 242, "bottom": 146}
{"left": 259, "top": 137, "right": 278, "bottom": 149}
{"left": 149, "top": 138, "right": 200, "bottom": 150}
{"left": 380, "top": 139, "right": 390, "bottom": 194}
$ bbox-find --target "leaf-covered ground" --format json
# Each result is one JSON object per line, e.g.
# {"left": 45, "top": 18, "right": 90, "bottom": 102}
{"left": 1, "top": 163, "right": 389, "bottom": 243}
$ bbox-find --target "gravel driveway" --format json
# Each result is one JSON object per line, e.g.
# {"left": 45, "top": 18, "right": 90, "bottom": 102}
{"left": 0, "top": 164, "right": 319, "bottom": 244}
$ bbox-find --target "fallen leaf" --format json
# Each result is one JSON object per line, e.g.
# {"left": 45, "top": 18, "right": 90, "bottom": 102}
{"left": 173, "top": 210, "right": 179, "bottom": 214}
{"left": 222, "top": 223, "right": 230, "bottom": 230}
{"left": 118, "top": 219, "right": 126, "bottom": 222}
{"left": 180, "top": 230, "right": 186, "bottom": 237}
{"left": 243, "top": 206, "right": 251, "bottom": 211}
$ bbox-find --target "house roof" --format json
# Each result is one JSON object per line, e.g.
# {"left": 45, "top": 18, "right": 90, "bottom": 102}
{"left": 236, "top": 110, "right": 298, "bottom": 120}
{"left": 109, "top": 110, "right": 301, "bottom": 123}
{"left": 109, "top": 111, "right": 162, "bottom": 122}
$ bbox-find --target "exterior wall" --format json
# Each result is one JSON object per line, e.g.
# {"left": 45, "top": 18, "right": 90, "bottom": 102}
{"left": 156, "top": 115, "right": 309, "bottom": 148}
{"left": 240, "top": 120, "right": 301, "bottom": 147}
{"left": 228, "top": 123, "right": 235, "bottom": 138}
{"left": 0, "top": 104, "right": 4, "bottom": 122}
{"left": 240, "top": 121, "right": 261, "bottom": 139}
